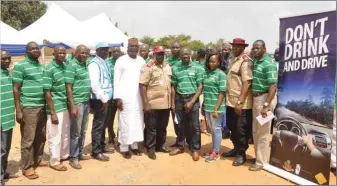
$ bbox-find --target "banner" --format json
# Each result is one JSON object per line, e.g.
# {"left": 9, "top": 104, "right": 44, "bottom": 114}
{"left": 264, "top": 10, "right": 336, "bottom": 185}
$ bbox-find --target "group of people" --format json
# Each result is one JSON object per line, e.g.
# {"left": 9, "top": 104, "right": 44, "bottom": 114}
{"left": 0, "top": 36, "right": 335, "bottom": 185}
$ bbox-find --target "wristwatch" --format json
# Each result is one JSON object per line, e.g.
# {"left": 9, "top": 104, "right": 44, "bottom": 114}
{"left": 237, "top": 100, "right": 243, "bottom": 105}
{"left": 263, "top": 102, "right": 269, "bottom": 107}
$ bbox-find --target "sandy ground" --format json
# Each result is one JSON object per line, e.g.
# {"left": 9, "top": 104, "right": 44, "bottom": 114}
{"left": 4, "top": 114, "right": 336, "bottom": 185}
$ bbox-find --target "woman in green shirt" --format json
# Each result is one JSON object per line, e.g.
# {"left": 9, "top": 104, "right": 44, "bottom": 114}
{"left": 202, "top": 52, "right": 227, "bottom": 163}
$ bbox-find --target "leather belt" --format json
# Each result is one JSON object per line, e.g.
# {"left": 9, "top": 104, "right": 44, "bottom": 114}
{"left": 253, "top": 92, "right": 268, "bottom": 97}
{"left": 177, "top": 93, "right": 194, "bottom": 98}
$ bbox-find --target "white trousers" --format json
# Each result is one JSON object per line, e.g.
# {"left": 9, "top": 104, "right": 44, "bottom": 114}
{"left": 331, "top": 109, "right": 336, "bottom": 168}
{"left": 120, "top": 142, "right": 138, "bottom": 152}
{"left": 47, "top": 111, "right": 70, "bottom": 166}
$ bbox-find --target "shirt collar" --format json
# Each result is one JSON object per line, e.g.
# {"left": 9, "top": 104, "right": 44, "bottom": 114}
{"left": 51, "top": 59, "right": 66, "bottom": 68}
{"left": 73, "top": 57, "right": 86, "bottom": 66}
{"left": 1, "top": 67, "right": 9, "bottom": 73}
{"left": 256, "top": 53, "right": 269, "bottom": 63}
{"left": 25, "top": 56, "right": 39, "bottom": 64}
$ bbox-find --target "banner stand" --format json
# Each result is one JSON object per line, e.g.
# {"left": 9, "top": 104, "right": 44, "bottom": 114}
{"left": 264, "top": 164, "right": 317, "bottom": 185}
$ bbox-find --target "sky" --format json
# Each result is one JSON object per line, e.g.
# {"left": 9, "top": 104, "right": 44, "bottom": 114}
{"left": 46, "top": 1, "right": 335, "bottom": 52}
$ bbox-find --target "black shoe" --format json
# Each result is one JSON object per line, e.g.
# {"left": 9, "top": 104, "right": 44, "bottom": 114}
{"left": 221, "top": 149, "right": 237, "bottom": 157}
{"left": 331, "top": 167, "right": 336, "bottom": 176}
{"left": 156, "top": 146, "right": 171, "bottom": 153}
{"left": 170, "top": 143, "right": 179, "bottom": 148}
{"left": 92, "top": 153, "right": 110, "bottom": 162}
{"left": 232, "top": 155, "right": 246, "bottom": 166}
{"left": 148, "top": 152, "right": 156, "bottom": 160}
{"left": 222, "top": 131, "right": 231, "bottom": 139}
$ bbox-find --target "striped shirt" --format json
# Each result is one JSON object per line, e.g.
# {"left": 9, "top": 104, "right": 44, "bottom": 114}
{"left": 172, "top": 62, "right": 204, "bottom": 94}
{"left": 64, "top": 58, "right": 91, "bottom": 104}
{"left": 193, "top": 59, "right": 206, "bottom": 68}
{"left": 203, "top": 69, "right": 226, "bottom": 113}
{"left": 42, "top": 60, "right": 68, "bottom": 114}
{"left": 166, "top": 56, "right": 181, "bottom": 67}
{"left": 1, "top": 68, "right": 15, "bottom": 131}
{"left": 12, "top": 56, "right": 45, "bottom": 107}
{"left": 252, "top": 54, "right": 278, "bottom": 94}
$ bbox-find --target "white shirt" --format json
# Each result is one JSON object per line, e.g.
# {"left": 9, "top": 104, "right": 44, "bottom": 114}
{"left": 88, "top": 59, "right": 110, "bottom": 103}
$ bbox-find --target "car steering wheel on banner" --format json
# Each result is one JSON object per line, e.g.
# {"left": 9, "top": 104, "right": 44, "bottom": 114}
{"left": 274, "top": 116, "right": 308, "bottom": 137}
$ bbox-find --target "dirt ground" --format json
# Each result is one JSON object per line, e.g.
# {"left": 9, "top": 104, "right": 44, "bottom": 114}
{"left": 4, "top": 114, "right": 336, "bottom": 185}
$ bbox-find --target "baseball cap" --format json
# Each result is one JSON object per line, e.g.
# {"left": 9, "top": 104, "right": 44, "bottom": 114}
{"left": 96, "top": 41, "right": 110, "bottom": 49}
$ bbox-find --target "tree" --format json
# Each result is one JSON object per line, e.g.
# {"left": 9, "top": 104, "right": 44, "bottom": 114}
{"left": 215, "top": 38, "right": 225, "bottom": 49}
{"left": 140, "top": 36, "right": 155, "bottom": 47}
{"left": 155, "top": 34, "right": 192, "bottom": 48}
{"left": 188, "top": 40, "right": 205, "bottom": 51}
{"left": 1, "top": 1, "right": 47, "bottom": 30}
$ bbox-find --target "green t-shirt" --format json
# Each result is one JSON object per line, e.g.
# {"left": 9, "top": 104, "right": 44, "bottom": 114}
{"left": 252, "top": 54, "right": 278, "bottom": 94}
{"left": 42, "top": 60, "right": 68, "bottom": 114}
{"left": 64, "top": 58, "right": 91, "bottom": 104}
{"left": 0, "top": 68, "right": 15, "bottom": 131}
{"left": 108, "top": 57, "right": 116, "bottom": 84}
{"left": 166, "top": 56, "right": 181, "bottom": 67}
{"left": 193, "top": 59, "right": 206, "bottom": 68}
{"left": 172, "top": 62, "right": 205, "bottom": 94}
{"left": 12, "top": 56, "right": 45, "bottom": 107}
{"left": 203, "top": 69, "right": 226, "bottom": 113}
{"left": 145, "top": 57, "right": 152, "bottom": 64}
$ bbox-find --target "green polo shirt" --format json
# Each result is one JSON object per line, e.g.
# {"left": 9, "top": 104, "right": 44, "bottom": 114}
{"left": 172, "top": 62, "right": 205, "bottom": 94}
{"left": 252, "top": 54, "right": 278, "bottom": 94}
{"left": 64, "top": 58, "right": 91, "bottom": 104}
{"left": 166, "top": 56, "right": 181, "bottom": 67}
{"left": 1, "top": 68, "right": 15, "bottom": 131}
{"left": 203, "top": 69, "right": 226, "bottom": 113}
{"left": 145, "top": 57, "right": 152, "bottom": 64}
{"left": 42, "top": 60, "right": 68, "bottom": 114}
{"left": 108, "top": 57, "right": 116, "bottom": 84}
{"left": 193, "top": 59, "right": 206, "bottom": 68}
{"left": 12, "top": 56, "right": 45, "bottom": 107}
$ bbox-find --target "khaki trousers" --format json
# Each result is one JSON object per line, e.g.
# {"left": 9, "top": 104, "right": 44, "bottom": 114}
{"left": 252, "top": 93, "right": 277, "bottom": 166}
{"left": 20, "top": 107, "right": 47, "bottom": 171}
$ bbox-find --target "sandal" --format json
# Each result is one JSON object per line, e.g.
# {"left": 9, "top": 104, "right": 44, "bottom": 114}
{"left": 23, "top": 169, "right": 39, "bottom": 180}
{"left": 50, "top": 164, "right": 67, "bottom": 171}
{"left": 131, "top": 149, "right": 143, "bottom": 156}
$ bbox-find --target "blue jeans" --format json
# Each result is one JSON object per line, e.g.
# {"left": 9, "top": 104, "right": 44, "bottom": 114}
{"left": 91, "top": 99, "right": 108, "bottom": 155}
{"left": 175, "top": 95, "right": 201, "bottom": 152}
{"left": 69, "top": 102, "right": 89, "bottom": 161}
{"left": 205, "top": 112, "right": 223, "bottom": 153}
{"left": 221, "top": 107, "right": 229, "bottom": 132}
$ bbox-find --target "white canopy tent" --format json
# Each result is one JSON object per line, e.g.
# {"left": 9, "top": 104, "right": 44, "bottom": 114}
{"left": 65, "top": 12, "right": 130, "bottom": 51}
{"left": 0, "top": 21, "right": 29, "bottom": 44}
{"left": 18, "top": 3, "right": 80, "bottom": 45}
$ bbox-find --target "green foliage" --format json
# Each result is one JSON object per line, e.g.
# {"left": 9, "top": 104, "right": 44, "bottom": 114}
{"left": 1, "top": 1, "right": 47, "bottom": 30}
{"left": 188, "top": 40, "right": 205, "bottom": 51}
{"left": 140, "top": 36, "right": 155, "bottom": 47}
{"left": 124, "top": 31, "right": 128, "bottom": 36}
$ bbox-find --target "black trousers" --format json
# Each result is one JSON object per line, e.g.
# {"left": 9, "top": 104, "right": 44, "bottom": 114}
{"left": 175, "top": 95, "right": 201, "bottom": 152}
{"left": 226, "top": 106, "right": 252, "bottom": 155}
{"left": 144, "top": 109, "right": 170, "bottom": 152}
{"left": 91, "top": 100, "right": 108, "bottom": 155}
{"left": 1, "top": 129, "right": 13, "bottom": 184}
{"left": 102, "top": 99, "right": 118, "bottom": 148}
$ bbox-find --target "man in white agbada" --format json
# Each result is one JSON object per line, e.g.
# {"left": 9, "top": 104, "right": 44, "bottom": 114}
{"left": 114, "top": 38, "right": 145, "bottom": 159}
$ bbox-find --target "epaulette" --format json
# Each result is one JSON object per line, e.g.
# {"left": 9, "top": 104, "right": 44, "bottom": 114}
{"left": 242, "top": 53, "right": 252, "bottom": 62}
{"left": 146, "top": 60, "right": 155, "bottom": 67}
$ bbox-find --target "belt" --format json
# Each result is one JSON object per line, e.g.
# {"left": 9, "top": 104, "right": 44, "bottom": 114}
{"left": 253, "top": 92, "right": 268, "bottom": 97}
{"left": 177, "top": 93, "right": 195, "bottom": 98}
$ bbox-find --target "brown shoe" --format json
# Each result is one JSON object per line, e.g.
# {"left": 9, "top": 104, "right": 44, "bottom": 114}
{"left": 169, "top": 148, "right": 184, "bottom": 156}
{"left": 249, "top": 164, "right": 263, "bottom": 171}
{"left": 192, "top": 152, "right": 200, "bottom": 161}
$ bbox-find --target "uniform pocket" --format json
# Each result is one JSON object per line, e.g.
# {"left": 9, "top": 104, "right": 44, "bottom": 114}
{"left": 229, "top": 73, "right": 242, "bottom": 97}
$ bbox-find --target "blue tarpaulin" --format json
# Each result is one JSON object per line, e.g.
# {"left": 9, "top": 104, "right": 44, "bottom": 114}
{"left": 0, "top": 43, "right": 71, "bottom": 56}
{"left": 0, "top": 42, "right": 124, "bottom": 56}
